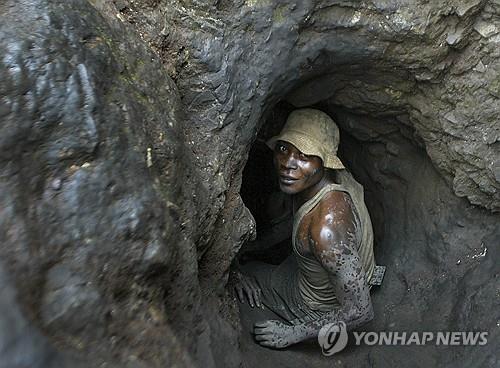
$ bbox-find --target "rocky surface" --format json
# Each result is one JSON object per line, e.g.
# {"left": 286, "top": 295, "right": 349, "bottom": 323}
{"left": 1, "top": 0, "right": 499, "bottom": 367}
{"left": 1, "top": 0, "right": 207, "bottom": 366}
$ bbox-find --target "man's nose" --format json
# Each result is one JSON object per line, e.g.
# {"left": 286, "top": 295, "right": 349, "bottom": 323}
{"left": 282, "top": 153, "right": 298, "bottom": 170}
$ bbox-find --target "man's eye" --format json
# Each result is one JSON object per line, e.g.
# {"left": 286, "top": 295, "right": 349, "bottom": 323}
{"left": 278, "top": 145, "right": 286, "bottom": 152}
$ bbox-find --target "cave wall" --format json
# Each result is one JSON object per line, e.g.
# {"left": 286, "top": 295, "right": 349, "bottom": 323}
{"left": 331, "top": 112, "right": 500, "bottom": 367}
{"left": 0, "top": 0, "right": 204, "bottom": 366}
{"left": 114, "top": 0, "right": 500, "bottom": 296}
{"left": 1, "top": 0, "right": 499, "bottom": 367}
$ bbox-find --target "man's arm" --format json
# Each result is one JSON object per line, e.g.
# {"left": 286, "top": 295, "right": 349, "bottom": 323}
{"left": 295, "top": 191, "right": 372, "bottom": 337}
{"left": 254, "top": 191, "right": 373, "bottom": 348}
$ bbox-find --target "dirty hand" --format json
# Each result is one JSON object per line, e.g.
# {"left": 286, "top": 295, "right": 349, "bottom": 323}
{"left": 234, "top": 273, "right": 262, "bottom": 308}
{"left": 253, "top": 320, "right": 299, "bottom": 348}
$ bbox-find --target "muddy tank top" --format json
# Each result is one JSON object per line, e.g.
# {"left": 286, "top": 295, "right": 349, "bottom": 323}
{"left": 292, "top": 170, "right": 376, "bottom": 311}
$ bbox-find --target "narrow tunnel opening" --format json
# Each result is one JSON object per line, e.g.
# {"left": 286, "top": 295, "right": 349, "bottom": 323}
{"left": 238, "top": 65, "right": 429, "bottom": 271}
{"left": 235, "top": 96, "right": 401, "bottom": 364}
{"left": 239, "top": 99, "right": 395, "bottom": 266}
{"left": 238, "top": 67, "right": 435, "bottom": 273}
{"left": 233, "top": 73, "right": 496, "bottom": 365}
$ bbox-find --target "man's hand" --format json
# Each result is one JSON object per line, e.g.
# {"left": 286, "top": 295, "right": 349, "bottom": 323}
{"left": 253, "top": 320, "right": 301, "bottom": 348}
{"left": 234, "top": 273, "right": 262, "bottom": 308}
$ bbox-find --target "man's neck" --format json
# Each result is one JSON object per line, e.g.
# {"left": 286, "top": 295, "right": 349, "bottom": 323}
{"left": 294, "top": 170, "right": 336, "bottom": 209}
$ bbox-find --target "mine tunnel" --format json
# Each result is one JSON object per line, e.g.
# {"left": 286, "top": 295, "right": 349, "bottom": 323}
{"left": 239, "top": 70, "right": 424, "bottom": 282}
{"left": 236, "top": 72, "right": 499, "bottom": 367}
{"left": 1, "top": 1, "right": 499, "bottom": 368}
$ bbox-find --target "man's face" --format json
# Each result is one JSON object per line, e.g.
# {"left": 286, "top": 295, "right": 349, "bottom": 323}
{"left": 273, "top": 140, "right": 324, "bottom": 195}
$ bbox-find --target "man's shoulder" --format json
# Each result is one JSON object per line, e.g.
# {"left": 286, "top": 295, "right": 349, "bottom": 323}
{"left": 313, "top": 189, "right": 354, "bottom": 221}
{"left": 307, "top": 189, "right": 357, "bottom": 254}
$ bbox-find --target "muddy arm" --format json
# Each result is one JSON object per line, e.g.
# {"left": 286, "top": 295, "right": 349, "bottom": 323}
{"left": 294, "top": 241, "right": 373, "bottom": 339}
{"left": 254, "top": 192, "right": 373, "bottom": 348}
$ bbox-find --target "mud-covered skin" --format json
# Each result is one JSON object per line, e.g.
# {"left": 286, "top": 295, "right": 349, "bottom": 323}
{"left": 238, "top": 141, "right": 373, "bottom": 348}
{"left": 254, "top": 191, "right": 373, "bottom": 348}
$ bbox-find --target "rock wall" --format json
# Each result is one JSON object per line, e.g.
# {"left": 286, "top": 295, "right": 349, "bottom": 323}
{"left": 113, "top": 0, "right": 499, "bottom": 295}
{"left": 0, "top": 0, "right": 205, "bottom": 366}
{"left": 332, "top": 113, "right": 500, "bottom": 367}
{"left": 1, "top": 0, "right": 499, "bottom": 367}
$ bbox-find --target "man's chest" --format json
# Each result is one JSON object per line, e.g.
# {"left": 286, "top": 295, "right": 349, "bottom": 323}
{"left": 294, "top": 210, "right": 315, "bottom": 257}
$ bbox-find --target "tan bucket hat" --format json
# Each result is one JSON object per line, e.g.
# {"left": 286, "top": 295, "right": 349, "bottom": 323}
{"left": 266, "top": 108, "right": 345, "bottom": 169}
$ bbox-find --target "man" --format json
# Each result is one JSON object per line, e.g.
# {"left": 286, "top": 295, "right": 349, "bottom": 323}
{"left": 235, "top": 108, "right": 377, "bottom": 348}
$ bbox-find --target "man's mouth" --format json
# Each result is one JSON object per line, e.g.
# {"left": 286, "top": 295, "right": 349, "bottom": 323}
{"left": 279, "top": 175, "right": 299, "bottom": 185}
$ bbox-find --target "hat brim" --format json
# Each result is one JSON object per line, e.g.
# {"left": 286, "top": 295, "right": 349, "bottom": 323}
{"left": 266, "top": 134, "right": 345, "bottom": 170}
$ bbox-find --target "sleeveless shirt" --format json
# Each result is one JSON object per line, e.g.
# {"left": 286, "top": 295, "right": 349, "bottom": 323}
{"left": 292, "top": 170, "right": 376, "bottom": 311}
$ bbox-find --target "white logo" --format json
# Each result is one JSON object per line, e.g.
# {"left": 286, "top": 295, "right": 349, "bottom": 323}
{"left": 318, "top": 321, "right": 348, "bottom": 356}
{"left": 352, "top": 331, "right": 488, "bottom": 346}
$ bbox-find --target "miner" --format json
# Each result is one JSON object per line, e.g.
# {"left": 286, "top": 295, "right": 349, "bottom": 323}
{"left": 235, "top": 108, "right": 378, "bottom": 348}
